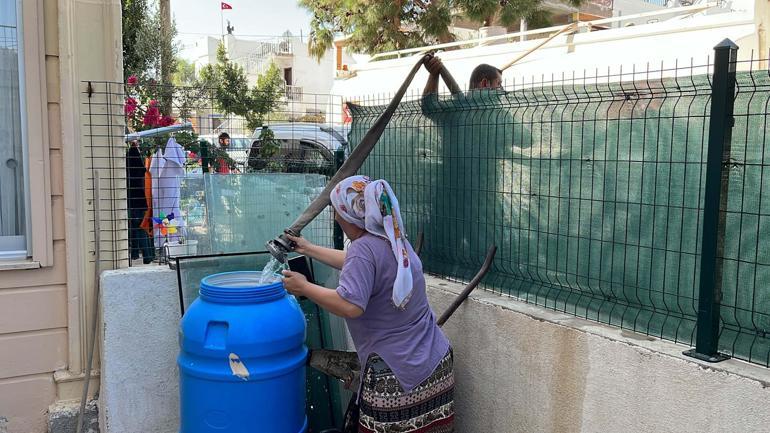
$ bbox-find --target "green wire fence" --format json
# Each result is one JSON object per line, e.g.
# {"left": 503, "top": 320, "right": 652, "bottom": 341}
{"left": 351, "top": 40, "right": 770, "bottom": 368}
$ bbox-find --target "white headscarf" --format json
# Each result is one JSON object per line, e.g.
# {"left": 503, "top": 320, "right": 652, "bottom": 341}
{"left": 330, "top": 175, "right": 414, "bottom": 309}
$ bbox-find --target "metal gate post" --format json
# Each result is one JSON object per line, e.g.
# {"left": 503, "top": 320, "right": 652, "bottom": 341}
{"left": 684, "top": 39, "right": 738, "bottom": 362}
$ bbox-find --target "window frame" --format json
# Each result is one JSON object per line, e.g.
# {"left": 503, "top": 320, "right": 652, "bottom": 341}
{"left": 0, "top": 0, "right": 53, "bottom": 266}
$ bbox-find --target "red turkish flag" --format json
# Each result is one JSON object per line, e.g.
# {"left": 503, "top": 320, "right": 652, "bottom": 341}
{"left": 221, "top": 2, "right": 232, "bottom": 10}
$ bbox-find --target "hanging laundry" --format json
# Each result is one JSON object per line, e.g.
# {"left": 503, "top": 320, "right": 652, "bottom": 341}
{"left": 149, "top": 137, "right": 187, "bottom": 248}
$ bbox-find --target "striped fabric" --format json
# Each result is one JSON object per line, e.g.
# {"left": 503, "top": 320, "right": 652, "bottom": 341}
{"left": 358, "top": 350, "right": 454, "bottom": 433}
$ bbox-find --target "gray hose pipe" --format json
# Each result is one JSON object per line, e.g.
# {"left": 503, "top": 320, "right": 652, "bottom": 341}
{"left": 268, "top": 53, "right": 459, "bottom": 262}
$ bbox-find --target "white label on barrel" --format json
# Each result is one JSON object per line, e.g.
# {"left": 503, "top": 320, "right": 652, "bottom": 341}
{"left": 228, "top": 353, "right": 250, "bottom": 381}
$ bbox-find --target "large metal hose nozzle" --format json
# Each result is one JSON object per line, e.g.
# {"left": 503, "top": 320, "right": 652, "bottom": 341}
{"left": 267, "top": 229, "right": 299, "bottom": 263}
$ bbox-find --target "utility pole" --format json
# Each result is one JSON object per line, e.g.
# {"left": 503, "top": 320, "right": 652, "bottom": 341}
{"left": 159, "top": 0, "right": 173, "bottom": 115}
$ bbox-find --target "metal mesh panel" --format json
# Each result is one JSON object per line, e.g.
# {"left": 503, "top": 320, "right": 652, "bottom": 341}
{"left": 351, "top": 66, "right": 770, "bottom": 367}
{"left": 81, "top": 81, "right": 344, "bottom": 267}
{"left": 718, "top": 69, "right": 770, "bottom": 365}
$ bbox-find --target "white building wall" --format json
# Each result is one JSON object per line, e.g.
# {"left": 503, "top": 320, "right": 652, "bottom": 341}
{"left": 612, "top": 0, "right": 668, "bottom": 26}
{"left": 189, "top": 36, "right": 220, "bottom": 74}
{"left": 331, "top": 9, "right": 758, "bottom": 99}
{"left": 189, "top": 34, "right": 346, "bottom": 120}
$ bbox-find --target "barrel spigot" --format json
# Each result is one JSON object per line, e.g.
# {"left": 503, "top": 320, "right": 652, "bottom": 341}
{"left": 266, "top": 229, "right": 299, "bottom": 264}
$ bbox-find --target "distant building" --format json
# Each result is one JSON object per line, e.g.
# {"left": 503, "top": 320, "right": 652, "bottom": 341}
{"left": 187, "top": 31, "right": 356, "bottom": 124}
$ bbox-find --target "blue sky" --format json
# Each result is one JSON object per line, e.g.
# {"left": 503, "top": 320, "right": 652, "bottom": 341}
{"left": 172, "top": 0, "right": 313, "bottom": 58}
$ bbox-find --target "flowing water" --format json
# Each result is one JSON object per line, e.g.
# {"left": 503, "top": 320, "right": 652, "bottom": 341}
{"left": 258, "top": 257, "right": 288, "bottom": 285}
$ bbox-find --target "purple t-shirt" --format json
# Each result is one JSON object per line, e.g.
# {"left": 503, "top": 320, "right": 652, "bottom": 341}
{"left": 336, "top": 233, "right": 450, "bottom": 392}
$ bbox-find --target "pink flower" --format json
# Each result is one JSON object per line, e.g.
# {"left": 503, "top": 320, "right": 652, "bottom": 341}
{"left": 124, "top": 97, "right": 138, "bottom": 116}
{"left": 159, "top": 115, "right": 175, "bottom": 127}
{"left": 149, "top": 99, "right": 158, "bottom": 107}
{"left": 127, "top": 75, "right": 138, "bottom": 86}
{"left": 142, "top": 106, "right": 161, "bottom": 127}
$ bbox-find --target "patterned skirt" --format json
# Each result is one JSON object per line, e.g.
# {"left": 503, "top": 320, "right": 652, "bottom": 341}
{"left": 358, "top": 349, "right": 454, "bottom": 433}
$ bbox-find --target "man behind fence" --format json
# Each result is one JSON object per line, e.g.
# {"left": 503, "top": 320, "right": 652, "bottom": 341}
{"left": 421, "top": 54, "right": 516, "bottom": 275}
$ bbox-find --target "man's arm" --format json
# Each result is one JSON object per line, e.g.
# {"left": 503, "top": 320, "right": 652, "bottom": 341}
{"left": 423, "top": 56, "right": 443, "bottom": 96}
{"left": 423, "top": 55, "right": 461, "bottom": 96}
{"left": 423, "top": 73, "right": 440, "bottom": 96}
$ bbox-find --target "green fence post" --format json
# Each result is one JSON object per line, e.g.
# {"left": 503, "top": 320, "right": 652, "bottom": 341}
{"left": 684, "top": 39, "right": 738, "bottom": 363}
{"left": 333, "top": 148, "right": 345, "bottom": 250}
{"left": 200, "top": 139, "right": 210, "bottom": 174}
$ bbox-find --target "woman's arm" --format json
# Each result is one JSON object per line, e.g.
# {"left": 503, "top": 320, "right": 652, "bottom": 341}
{"left": 286, "top": 234, "right": 346, "bottom": 270}
{"left": 305, "top": 244, "right": 346, "bottom": 270}
{"left": 282, "top": 271, "right": 363, "bottom": 319}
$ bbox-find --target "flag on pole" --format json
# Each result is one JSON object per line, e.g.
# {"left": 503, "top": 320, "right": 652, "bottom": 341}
{"left": 221, "top": 2, "right": 232, "bottom": 10}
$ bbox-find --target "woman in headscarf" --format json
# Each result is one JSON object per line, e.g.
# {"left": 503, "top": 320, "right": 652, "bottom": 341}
{"left": 282, "top": 175, "right": 454, "bottom": 433}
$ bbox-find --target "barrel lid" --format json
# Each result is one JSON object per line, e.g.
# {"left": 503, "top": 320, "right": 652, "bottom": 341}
{"left": 199, "top": 271, "right": 285, "bottom": 304}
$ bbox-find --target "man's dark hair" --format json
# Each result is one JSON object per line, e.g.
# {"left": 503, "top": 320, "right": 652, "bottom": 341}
{"left": 218, "top": 132, "right": 230, "bottom": 141}
{"left": 469, "top": 64, "right": 502, "bottom": 89}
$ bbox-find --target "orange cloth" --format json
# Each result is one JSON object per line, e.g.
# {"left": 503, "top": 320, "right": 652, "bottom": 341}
{"left": 139, "top": 157, "right": 153, "bottom": 235}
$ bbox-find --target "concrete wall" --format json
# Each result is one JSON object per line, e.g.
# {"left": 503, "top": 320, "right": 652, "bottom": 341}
{"left": 100, "top": 268, "right": 180, "bottom": 433}
{"left": 99, "top": 263, "right": 350, "bottom": 433}
{"left": 100, "top": 266, "right": 770, "bottom": 433}
{"left": 425, "top": 276, "right": 770, "bottom": 433}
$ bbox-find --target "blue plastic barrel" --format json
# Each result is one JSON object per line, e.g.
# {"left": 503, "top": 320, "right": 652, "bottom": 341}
{"left": 178, "top": 271, "right": 308, "bottom": 433}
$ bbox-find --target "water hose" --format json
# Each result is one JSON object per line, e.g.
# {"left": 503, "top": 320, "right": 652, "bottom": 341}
{"left": 77, "top": 173, "right": 101, "bottom": 433}
{"left": 500, "top": 22, "right": 578, "bottom": 71}
{"left": 308, "top": 244, "right": 497, "bottom": 391}
{"left": 267, "top": 53, "right": 458, "bottom": 262}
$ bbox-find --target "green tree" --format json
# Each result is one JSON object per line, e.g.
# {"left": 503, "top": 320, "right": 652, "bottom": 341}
{"left": 199, "top": 43, "right": 285, "bottom": 131}
{"left": 121, "top": 0, "right": 177, "bottom": 82}
{"left": 300, "top": 0, "right": 581, "bottom": 59}
{"left": 172, "top": 58, "right": 197, "bottom": 86}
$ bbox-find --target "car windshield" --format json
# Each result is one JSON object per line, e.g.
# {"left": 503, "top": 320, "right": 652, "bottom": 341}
{"left": 225, "top": 138, "right": 250, "bottom": 149}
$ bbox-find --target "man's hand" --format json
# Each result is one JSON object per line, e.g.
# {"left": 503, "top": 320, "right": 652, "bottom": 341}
{"left": 423, "top": 54, "right": 444, "bottom": 96}
{"left": 425, "top": 55, "right": 444, "bottom": 77}
{"left": 282, "top": 270, "right": 308, "bottom": 297}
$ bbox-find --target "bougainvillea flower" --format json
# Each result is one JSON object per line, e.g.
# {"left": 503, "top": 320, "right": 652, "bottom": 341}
{"left": 124, "top": 97, "right": 138, "bottom": 115}
{"left": 159, "top": 115, "right": 175, "bottom": 127}
{"left": 143, "top": 106, "right": 161, "bottom": 127}
{"left": 127, "top": 75, "right": 138, "bottom": 86}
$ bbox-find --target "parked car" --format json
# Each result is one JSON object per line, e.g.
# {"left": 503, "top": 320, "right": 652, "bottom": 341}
{"left": 199, "top": 134, "right": 253, "bottom": 170}
{"left": 247, "top": 123, "right": 349, "bottom": 174}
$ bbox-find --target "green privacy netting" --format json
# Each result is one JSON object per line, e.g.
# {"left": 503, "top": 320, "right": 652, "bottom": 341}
{"left": 349, "top": 71, "right": 770, "bottom": 366}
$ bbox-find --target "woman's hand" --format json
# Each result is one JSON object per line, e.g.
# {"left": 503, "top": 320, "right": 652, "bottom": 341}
{"left": 281, "top": 270, "right": 309, "bottom": 297}
{"left": 282, "top": 270, "right": 364, "bottom": 318}
{"left": 285, "top": 233, "right": 314, "bottom": 255}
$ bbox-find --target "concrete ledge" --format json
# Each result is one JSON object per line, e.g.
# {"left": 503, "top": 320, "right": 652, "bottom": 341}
{"left": 425, "top": 275, "right": 770, "bottom": 433}
{"left": 100, "top": 267, "right": 179, "bottom": 433}
{"left": 47, "top": 399, "right": 99, "bottom": 433}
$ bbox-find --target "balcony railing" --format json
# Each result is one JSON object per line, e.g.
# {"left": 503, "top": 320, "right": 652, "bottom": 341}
{"left": 285, "top": 85, "right": 303, "bottom": 102}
